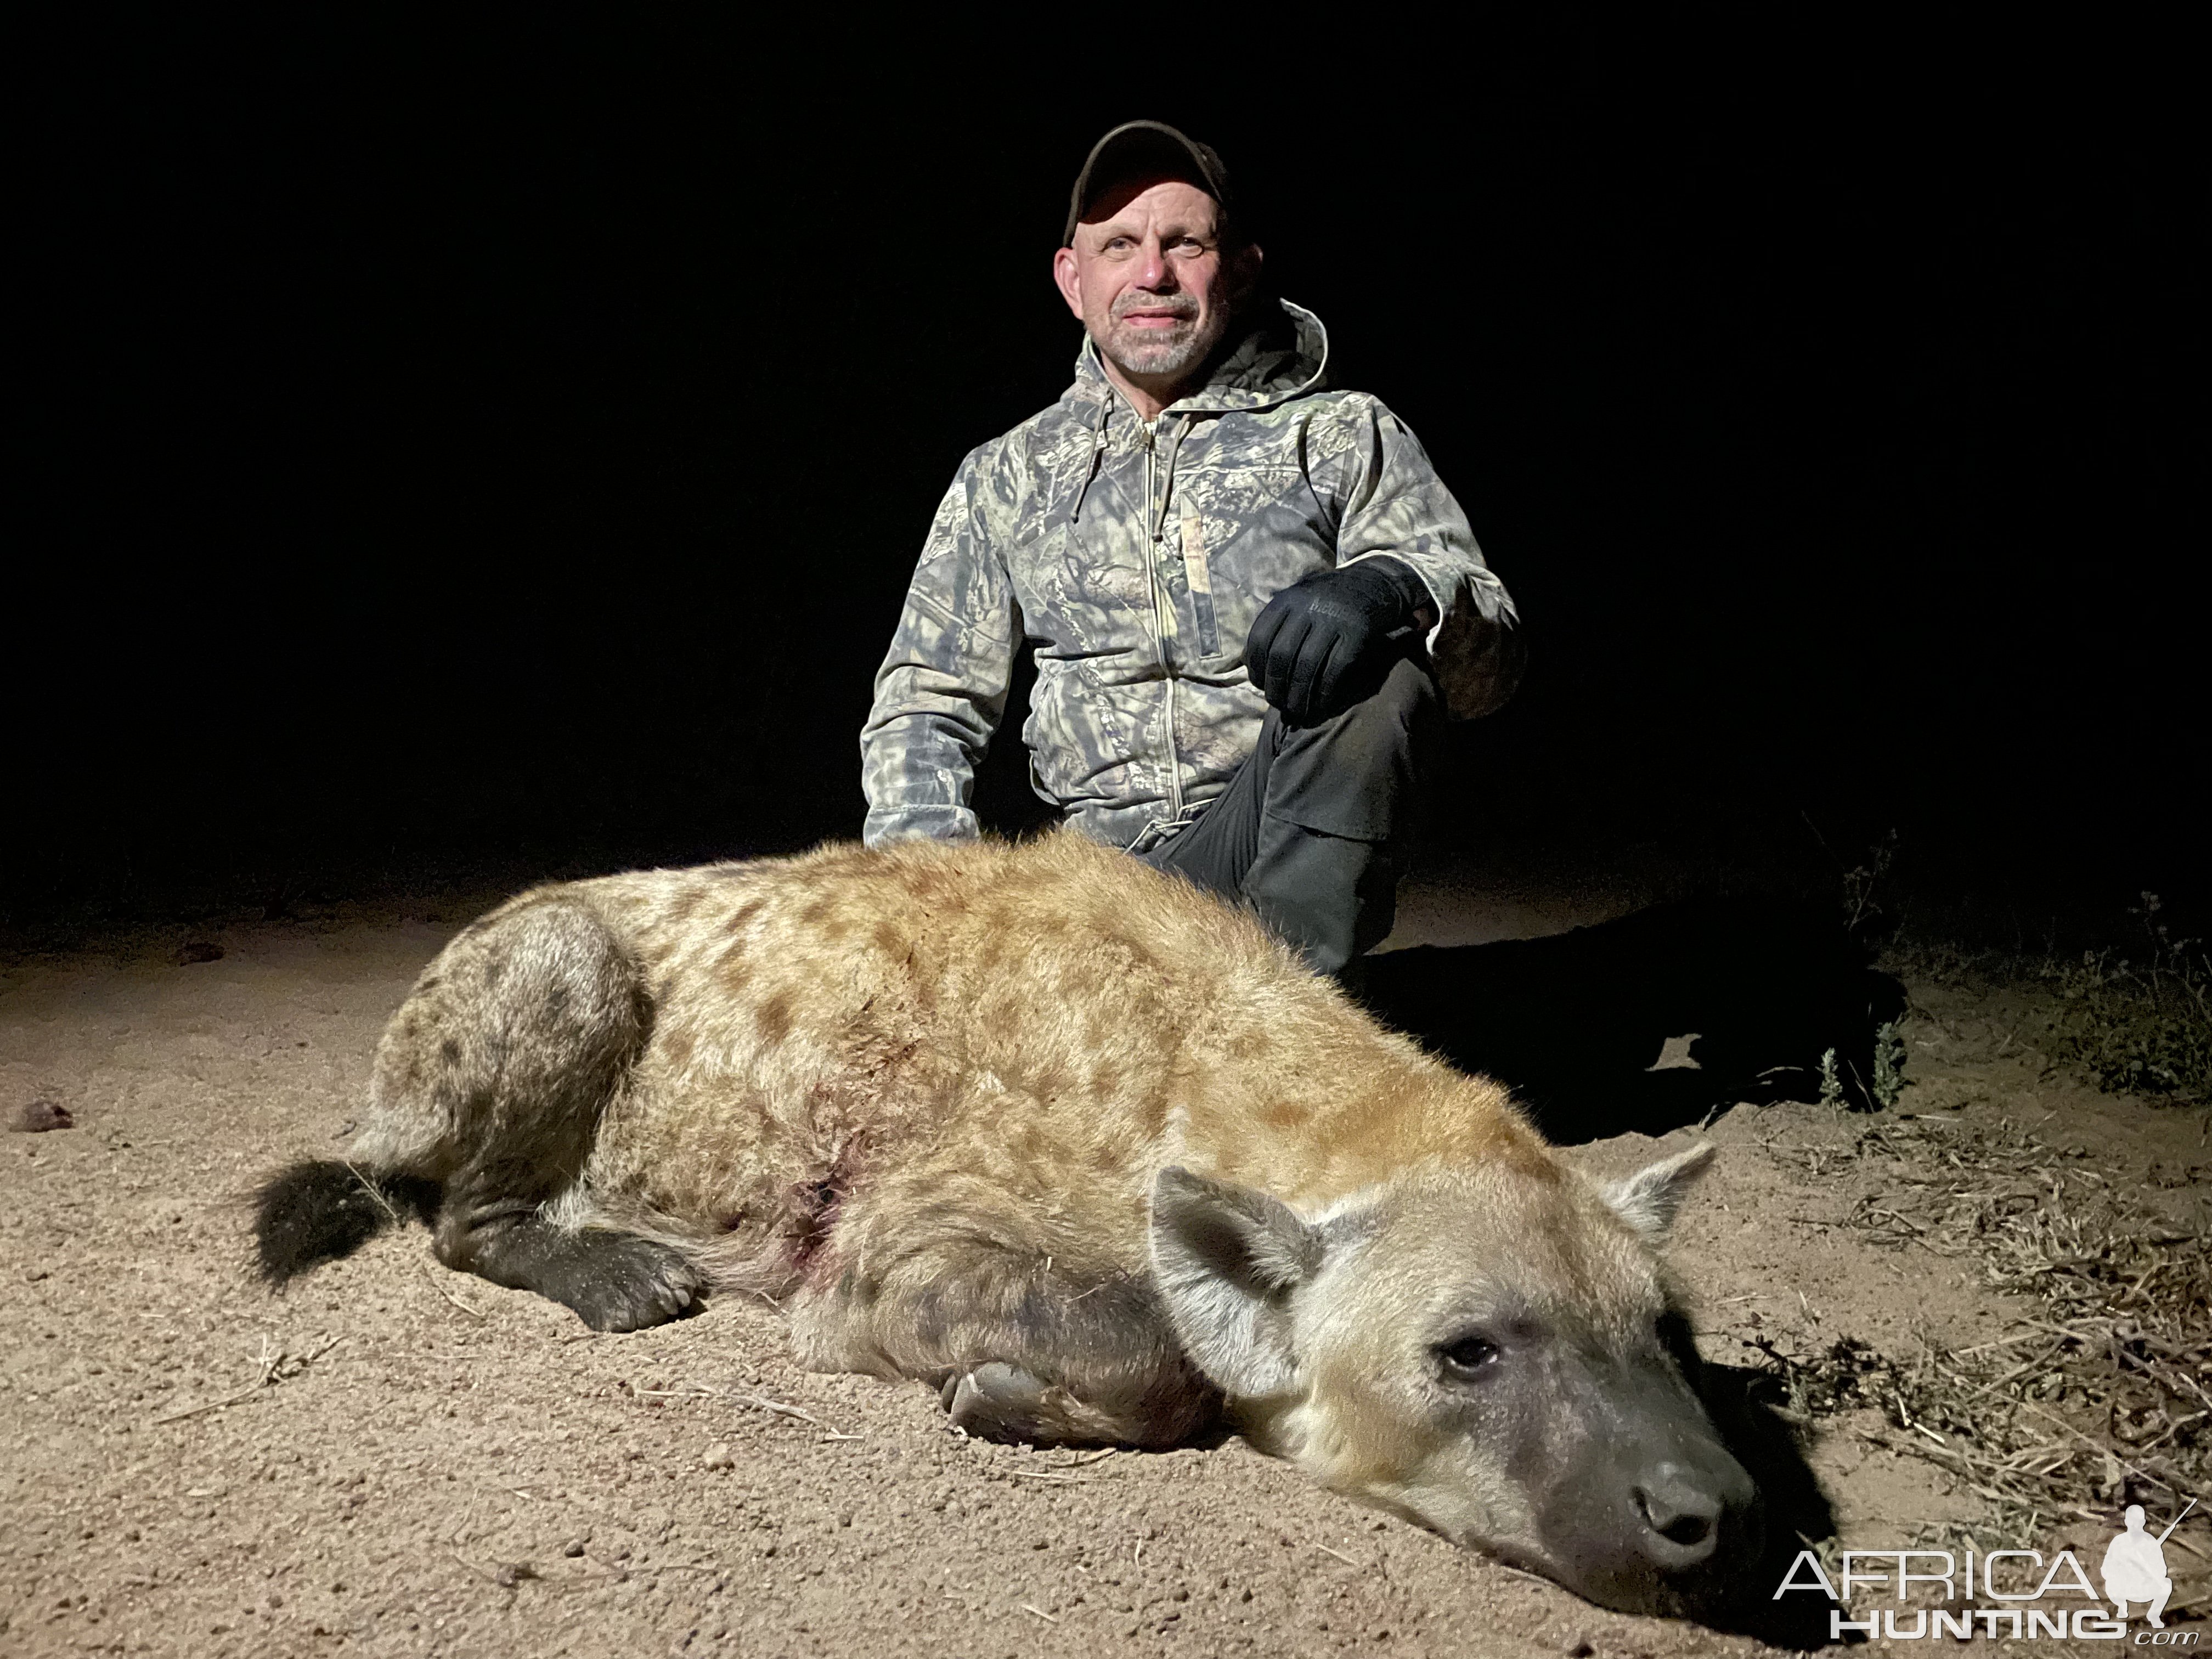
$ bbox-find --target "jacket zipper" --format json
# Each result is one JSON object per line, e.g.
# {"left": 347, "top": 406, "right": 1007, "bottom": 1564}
{"left": 1143, "top": 421, "right": 1183, "bottom": 822}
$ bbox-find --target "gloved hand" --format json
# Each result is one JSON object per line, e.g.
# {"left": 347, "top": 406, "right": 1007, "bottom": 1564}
{"left": 1244, "top": 557, "right": 1430, "bottom": 726}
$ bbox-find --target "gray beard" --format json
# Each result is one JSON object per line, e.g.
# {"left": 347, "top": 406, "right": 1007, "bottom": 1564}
{"left": 1099, "top": 307, "right": 1231, "bottom": 385}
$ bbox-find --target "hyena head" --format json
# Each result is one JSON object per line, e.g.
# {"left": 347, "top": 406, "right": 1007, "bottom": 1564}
{"left": 1149, "top": 1144, "right": 1761, "bottom": 1616}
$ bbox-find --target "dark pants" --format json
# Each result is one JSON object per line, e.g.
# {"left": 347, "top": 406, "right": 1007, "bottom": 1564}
{"left": 1137, "top": 657, "right": 1443, "bottom": 975}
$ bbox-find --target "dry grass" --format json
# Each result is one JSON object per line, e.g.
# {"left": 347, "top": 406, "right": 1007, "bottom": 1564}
{"left": 1752, "top": 1112, "right": 2209, "bottom": 1565}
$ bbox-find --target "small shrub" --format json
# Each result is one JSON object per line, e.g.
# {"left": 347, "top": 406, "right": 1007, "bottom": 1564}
{"left": 2041, "top": 894, "right": 2212, "bottom": 1104}
{"left": 1840, "top": 829, "right": 1898, "bottom": 939}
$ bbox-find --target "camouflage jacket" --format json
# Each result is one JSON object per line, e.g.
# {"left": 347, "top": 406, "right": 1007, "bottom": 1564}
{"left": 860, "top": 300, "right": 1521, "bottom": 851}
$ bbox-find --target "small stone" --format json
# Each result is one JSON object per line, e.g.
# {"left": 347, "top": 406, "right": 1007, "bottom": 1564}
{"left": 177, "top": 941, "right": 224, "bottom": 966}
{"left": 10, "top": 1100, "right": 73, "bottom": 1133}
{"left": 702, "top": 1443, "right": 735, "bottom": 1470}
{"left": 562, "top": 1539, "right": 586, "bottom": 1558}
{"left": 493, "top": 1563, "right": 537, "bottom": 1589}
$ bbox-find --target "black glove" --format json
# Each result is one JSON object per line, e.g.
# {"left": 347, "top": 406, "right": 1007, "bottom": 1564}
{"left": 1244, "top": 558, "right": 1429, "bottom": 726}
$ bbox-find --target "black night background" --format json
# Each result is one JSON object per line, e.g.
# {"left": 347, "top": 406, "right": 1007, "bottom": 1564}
{"left": 15, "top": 16, "right": 2204, "bottom": 943}
{"left": 9, "top": 20, "right": 2212, "bottom": 1649}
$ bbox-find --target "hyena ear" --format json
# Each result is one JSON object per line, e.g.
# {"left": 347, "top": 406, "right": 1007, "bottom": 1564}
{"left": 1149, "top": 1167, "right": 1327, "bottom": 1399}
{"left": 1603, "top": 1141, "right": 1717, "bottom": 1241}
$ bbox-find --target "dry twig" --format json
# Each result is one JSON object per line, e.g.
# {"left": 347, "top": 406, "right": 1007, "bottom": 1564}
{"left": 629, "top": 1380, "right": 854, "bottom": 1438}
{"left": 427, "top": 1273, "right": 487, "bottom": 1321}
{"left": 151, "top": 1333, "right": 345, "bottom": 1424}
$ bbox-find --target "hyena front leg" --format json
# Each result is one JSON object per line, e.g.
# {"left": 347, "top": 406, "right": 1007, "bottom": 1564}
{"left": 366, "top": 898, "right": 703, "bottom": 1332}
{"left": 789, "top": 1194, "right": 1220, "bottom": 1449}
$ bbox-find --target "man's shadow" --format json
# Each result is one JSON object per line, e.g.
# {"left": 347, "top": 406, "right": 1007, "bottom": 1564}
{"left": 1359, "top": 893, "right": 1908, "bottom": 1144}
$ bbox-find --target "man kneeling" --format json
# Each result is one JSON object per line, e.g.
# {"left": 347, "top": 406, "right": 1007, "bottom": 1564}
{"left": 861, "top": 121, "right": 1523, "bottom": 974}
{"left": 2103, "top": 1505, "right": 2175, "bottom": 1628}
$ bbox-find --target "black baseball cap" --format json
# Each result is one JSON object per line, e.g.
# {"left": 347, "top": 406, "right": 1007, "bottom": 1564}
{"left": 1064, "top": 120, "right": 1233, "bottom": 247}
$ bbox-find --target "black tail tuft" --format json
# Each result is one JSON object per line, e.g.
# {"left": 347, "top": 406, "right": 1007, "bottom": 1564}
{"left": 253, "top": 1160, "right": 441, "bottom": 1285}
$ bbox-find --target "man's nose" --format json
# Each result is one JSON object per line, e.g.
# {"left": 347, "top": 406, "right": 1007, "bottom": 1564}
{"left": 1132, "top": 236, "right": 1175, "bottom": 291}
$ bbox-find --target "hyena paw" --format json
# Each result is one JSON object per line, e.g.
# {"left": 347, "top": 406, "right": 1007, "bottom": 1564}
{"left": 562, "top": 1235, "right": 705, "bottom": 1333}
{"left": 943, "top": 1362, "right": 1054, "bottom": 1442}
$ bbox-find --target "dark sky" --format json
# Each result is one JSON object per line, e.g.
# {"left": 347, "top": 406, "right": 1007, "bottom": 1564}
{"left": 18, "top": 18, "right": 2204, "bottom": 927}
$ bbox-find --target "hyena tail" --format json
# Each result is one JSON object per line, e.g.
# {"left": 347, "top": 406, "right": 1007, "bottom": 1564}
{"left": 253, "top": 1160, "right": 441, "bottom": 1285}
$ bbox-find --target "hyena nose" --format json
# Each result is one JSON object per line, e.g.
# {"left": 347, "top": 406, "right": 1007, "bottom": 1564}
{"left": 1632, "top": 1466, "right": 1723, "bottom": 1566}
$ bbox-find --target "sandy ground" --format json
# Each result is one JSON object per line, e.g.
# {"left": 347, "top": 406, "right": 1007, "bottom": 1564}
{"left": 3, "top": 873, "right": 2207, "bottom": 1657}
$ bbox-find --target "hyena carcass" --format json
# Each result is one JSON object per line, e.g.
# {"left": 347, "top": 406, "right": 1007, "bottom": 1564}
{"left": 254, "top": 831, "right": 1761, "bottom": 1615}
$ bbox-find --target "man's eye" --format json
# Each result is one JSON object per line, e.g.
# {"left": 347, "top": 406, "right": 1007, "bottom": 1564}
{"left": 1436, "top": 1335, "right": 1501, "bottom": 1377}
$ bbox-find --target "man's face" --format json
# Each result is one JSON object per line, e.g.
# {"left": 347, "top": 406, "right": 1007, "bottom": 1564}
{"left": 1053, "top": 176, "right": 1258, "bottom": 390}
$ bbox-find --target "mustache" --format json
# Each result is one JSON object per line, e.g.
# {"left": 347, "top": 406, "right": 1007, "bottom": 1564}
{"left": 1110, "top": 294, "right": 1199, "bottom": 323}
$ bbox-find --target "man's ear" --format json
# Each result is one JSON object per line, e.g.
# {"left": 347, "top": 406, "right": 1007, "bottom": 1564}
{"left": 1149, "top": 1166, "right": 1325, "bottom": 1399}
{"left": 1052, "top": 245, "right": 1085, "bottom": 320}
{"left": 1602, "top": 1142, "right": 1717, "bottom": 1242}
{"left": 1232, "top": 236, "right": 1264, "bottom": 286}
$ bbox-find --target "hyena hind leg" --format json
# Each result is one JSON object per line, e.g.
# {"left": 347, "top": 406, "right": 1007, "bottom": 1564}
{"left": 374, "top": 895, "right": 703, "bottom": 1332}
{"left": 795, "top": 1232, "right": 1220, "bottom": 1449}
{"left": 436, "top": 1200, "right": 704, "bottom": 1334}
{"left": 938, "top": 1359, "right": 1202, "bottom": 1449}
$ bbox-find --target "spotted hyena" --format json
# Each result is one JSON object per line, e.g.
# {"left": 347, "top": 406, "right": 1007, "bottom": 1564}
{"left": 254, "top": 831, "right": 1760, "bottom": 1615}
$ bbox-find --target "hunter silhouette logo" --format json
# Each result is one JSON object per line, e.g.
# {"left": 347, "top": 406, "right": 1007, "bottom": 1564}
{"left": 2106, "top": 1499, "right": 2194, "bottom": 1629}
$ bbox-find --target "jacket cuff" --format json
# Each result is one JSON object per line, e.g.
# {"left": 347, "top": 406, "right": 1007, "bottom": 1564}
{"left": 1341, "top": 551, "right": 1451, "bottom": 646}
{"left": 861, "top": 806, "right": 982, "bottom": 849}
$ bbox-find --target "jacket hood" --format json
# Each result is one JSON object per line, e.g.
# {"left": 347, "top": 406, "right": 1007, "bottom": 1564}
{"left": 1070, "top": 297, "right": 1329, "bottom": 418}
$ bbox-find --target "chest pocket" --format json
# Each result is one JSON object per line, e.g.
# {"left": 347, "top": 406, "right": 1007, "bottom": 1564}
{"left": 1178, "top": 514, "right": 1220, "bottom": 657}
{"left": 1172, "top": 458, "right": 1338, "bottom": 666}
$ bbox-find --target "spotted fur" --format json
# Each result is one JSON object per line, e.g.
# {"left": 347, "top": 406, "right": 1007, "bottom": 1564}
{"left": 257, "top": 831, "right": 1759, "bottom": 1613}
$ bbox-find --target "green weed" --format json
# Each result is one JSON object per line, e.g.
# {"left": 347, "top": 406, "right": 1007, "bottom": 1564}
{"left": 1870, "top": 1020, "right": 1908, "bottom": 1109}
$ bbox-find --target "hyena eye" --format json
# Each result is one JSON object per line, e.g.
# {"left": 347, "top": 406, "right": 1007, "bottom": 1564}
{"left": 1436, "top": 1335, "right": 1501, "bottom": 1378}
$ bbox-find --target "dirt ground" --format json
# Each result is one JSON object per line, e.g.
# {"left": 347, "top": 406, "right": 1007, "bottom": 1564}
{"left": 3, "top": 871, "right": 2207, "bottom": 1657}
